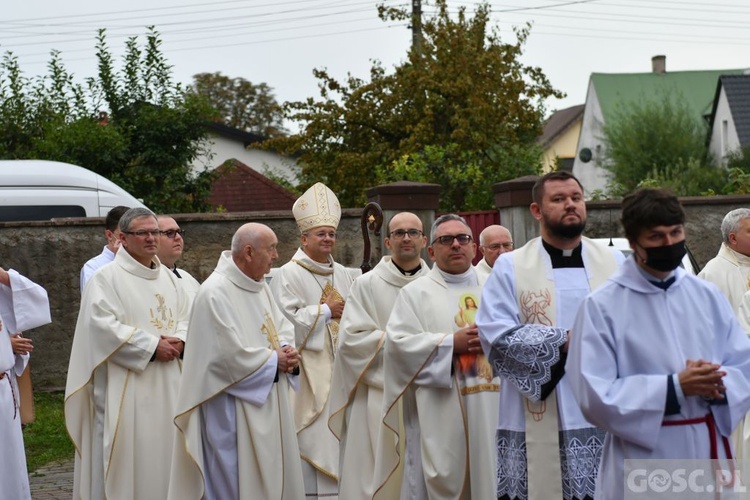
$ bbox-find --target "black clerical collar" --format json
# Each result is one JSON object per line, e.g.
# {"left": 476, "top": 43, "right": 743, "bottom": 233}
{"left": 170, "top": 265, "right": 182, "bottom": 279}
{"left": 542, "top": 239, "right": 584, "bottom": 268}
{"left": 392, "top": 260, "right": 422, "bottom": 276}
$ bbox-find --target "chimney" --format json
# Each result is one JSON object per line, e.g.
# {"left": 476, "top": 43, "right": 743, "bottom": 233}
{"left": 652, "top": 55, "right": 666, "bottom": 74}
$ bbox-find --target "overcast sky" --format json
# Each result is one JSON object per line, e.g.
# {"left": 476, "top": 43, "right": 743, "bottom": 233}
{"left": 3, "top": 0, "right": 749, "bottom": 132}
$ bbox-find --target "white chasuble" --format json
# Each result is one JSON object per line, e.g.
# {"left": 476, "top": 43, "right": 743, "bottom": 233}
{"left": 699, "top": 243, "right": 750, "bottom": 314}
{"left": 474, "top": 257, "right": 493, "bottom": 283}
{"left": 700, "top": 244, "right": 750, "bottom": 461}
{"left": 168, "top": 251, "right": 304, "bottom": 500}
{"left": 378, "top": 266, "right": 499, "bottom": 500}
{"left": 0, "top": 270, "right": 51, "bottom": 500}
{"left": 270, "top": 248, "right": 354, "bottom": 481}
{"left": 328, "top": 256, "right": 428, "bottom": 499}
{"left": 476, "top": 237, "right": 622, "bottom": 500}
{"left": 568, "top": 257, "right": 750, "bottom": 500}
{"left": 65, "top": 248, "right": 190, "bottom": 500}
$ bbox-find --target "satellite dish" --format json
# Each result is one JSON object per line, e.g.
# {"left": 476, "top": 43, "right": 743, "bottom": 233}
{"left": 579, "top": 148, "right": 593, "bottom": 163}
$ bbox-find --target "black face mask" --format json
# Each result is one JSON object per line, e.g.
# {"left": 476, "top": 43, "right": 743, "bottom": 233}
{"left": 641, "top": 240, "right": 687, "bottom": 272}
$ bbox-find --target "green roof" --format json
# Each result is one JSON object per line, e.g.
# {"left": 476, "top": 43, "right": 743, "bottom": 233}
{"left": 592, "top": 69, "right": 746, "bottom": 126}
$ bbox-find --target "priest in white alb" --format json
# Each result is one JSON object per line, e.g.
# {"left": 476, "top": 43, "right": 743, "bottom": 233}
{"left": 474, "top": 224, "right": 513, "bottom": 282}
{"left": 699, "top": 208, "right": 750, "bottom": 460}
{"left": 65, "top": 207, "right": 191, "bottom": 500}
{"left": 476, "top": 171, "right": 624, "bottom": 500}
{"left": 699, "top": 208, "right": 750, "bottom": 313}
{"left": 567, "top": 188, "right": 750, "bottom": 500}
{"left": 378, "top": 214, "right": 499, "bottom": 499}
{"left": 0, "top": 268, "right": 51, "bottom": 500}
{"left": 328, "top": 211, "right": 429, "bottom": 498}
{"left": 270, "top": 182, "right": 354, "bottom": 499}
{"left": 168, "top": 223, "right": 304, "bottom": 500}
{"left": 157, "top": 214, "right": 201, "bottom": 302}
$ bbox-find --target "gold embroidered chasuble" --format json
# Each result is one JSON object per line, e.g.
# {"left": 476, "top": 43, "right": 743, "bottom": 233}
{"left": 378, "top": 265, "right": 499, "bottom": 499}
{"left": 270, "top": 247, "right": 354, "bottom": 479}
{"left": 168, "top": 251, "right": 304, "bottom": 500}
{"left": 65, "top": 248, "right": 190, "bottom": 500}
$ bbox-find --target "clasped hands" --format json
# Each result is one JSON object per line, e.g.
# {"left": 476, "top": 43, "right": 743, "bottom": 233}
{"left": 679, "top": 359, "right": 726, "bottom": 400}
{"left": 277, "top": 345, "right": 300, "bottom": 374}
{"left": 453, "top": 324, "right": 483, "bottom": 355}
{"left": 155, "top": 335, "right": 184, "bottom": 362}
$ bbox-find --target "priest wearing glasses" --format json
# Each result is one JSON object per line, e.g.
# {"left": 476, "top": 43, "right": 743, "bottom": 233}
{"left": 378, "top": 213, "right": 500, "bottom": 499}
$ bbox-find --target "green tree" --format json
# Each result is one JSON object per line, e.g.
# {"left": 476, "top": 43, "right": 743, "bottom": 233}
{"left": 266, "top": 0, "right": 560, "bottom": 208}
{"left": 191, "top": 72, "right": 285, "bottom": 137}
{"left": 0, "top": 28, "right": 216, "bottom": 213}
{"left": 600, "top": 92, "right": 714, "bottom": 194}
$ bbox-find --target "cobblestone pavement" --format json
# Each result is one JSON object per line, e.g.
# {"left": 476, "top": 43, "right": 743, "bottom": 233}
{"left": 28, "top": 458, "right": 74, "bottom": 499}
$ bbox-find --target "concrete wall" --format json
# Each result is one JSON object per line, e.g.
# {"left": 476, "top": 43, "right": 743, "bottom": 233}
{"left": 15, "top": 195, "right": 750, "bottom": 389}
{"left": 585, "top": 196, "right": 748, "bottom": 267}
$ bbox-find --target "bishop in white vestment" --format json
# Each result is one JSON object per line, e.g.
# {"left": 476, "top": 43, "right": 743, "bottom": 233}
{"left": 567, "top": 189, "right": 750, "bottom": 500}
{"left": 168, "top": 223, "right": 304, "bottom": 500}
{"left": 65, "top": 208, "right": 191, "bottom": 500}
{"left": 328, "top": 212, "right": 429, "bottom": 498}
{"left": 0, "top": 269, "right": 51, "bottom": 500}
{"left": 378, "top": 214, "right": 499, "bottom": 499}
{"left": 270, "top": 182, "right": 354, "bottom": 498}
{"left": 476, "top": 172, "right": 623, "bottom": 500}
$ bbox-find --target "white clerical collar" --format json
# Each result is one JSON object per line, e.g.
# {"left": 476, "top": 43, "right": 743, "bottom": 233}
{"left": 436, "top": 266, "right": 477, "bottom": 287}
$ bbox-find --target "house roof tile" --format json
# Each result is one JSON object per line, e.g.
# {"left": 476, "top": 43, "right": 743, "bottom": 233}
{"left": 592, "top": 68, "right": 746, "bottom": 127}
{"left": 539, "top": 104, "right": 584, "bottom": 148}
{"left": 719, "top": 74, "right": 750, "bottom": 148}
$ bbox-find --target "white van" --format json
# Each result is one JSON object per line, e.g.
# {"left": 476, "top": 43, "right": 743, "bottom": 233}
{"left": 0, "top": 160, "right": 146, "bottom": 222}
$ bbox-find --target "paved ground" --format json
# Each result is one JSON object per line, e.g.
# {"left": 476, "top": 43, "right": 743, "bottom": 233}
{"left": 28, "top": 458, "right": 74, "bottom": 499}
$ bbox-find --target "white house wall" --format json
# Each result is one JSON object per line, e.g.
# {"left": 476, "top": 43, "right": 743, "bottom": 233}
{"left": 573, "top": 81, "right": 612, "bottom": 195}
{"left": 192, "top": 133, "right": 299, "bottom": 184}
{"left": 708, "top": 87, "right": 741, "bottom": 166}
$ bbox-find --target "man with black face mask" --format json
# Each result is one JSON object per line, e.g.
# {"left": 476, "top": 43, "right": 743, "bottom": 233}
{"left": 477, "top": 171, "right": 625, "bottom": 500}
{"left": 566, "top": 188, "right": 750, "bottom": 500}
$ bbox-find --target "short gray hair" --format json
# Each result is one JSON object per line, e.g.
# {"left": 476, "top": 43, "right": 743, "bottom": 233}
{"left": 430, "top": 214, "right": 471, "bottom": 243}
{"left": 721, "top": 208, "right": 750, "bottom": 243}
{"left": 119, "top": 207, "right": 157, "bottom": 232}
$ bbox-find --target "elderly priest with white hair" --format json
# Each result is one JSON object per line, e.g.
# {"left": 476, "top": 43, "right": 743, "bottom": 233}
{"left": 168, "top": 222, "right": 304, "bottom": 500}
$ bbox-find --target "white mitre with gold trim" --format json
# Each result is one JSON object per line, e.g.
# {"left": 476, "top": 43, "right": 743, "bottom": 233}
{"left": 293, "top": 182, "right": 341, "bottom": 233}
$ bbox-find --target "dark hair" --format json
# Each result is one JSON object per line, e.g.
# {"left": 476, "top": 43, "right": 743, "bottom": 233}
{"left": 105, "top": 206, "right": 131, "bottom": 232}
{"left": 621, "top": 188, "right": 685, "bottom": 241}
{"left": 531, "top": 171, "right": 584, "bottom": 204}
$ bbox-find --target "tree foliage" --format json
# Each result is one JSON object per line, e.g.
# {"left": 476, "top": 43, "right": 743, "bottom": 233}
{"left": 265, "top": 0, "right": 561, "bottom": 210}
{"left": 191, "top": 72, "right": 285, "bottom": 137}
{"left": 599, "top": 92, "right": 715, "bottom": 195}
{"left": 0, "top": 28, "right": 215, "bottom": 213}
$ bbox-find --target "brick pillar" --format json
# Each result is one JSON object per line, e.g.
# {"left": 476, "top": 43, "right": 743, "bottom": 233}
{"left": 366, "top": 181, "right": 441, "bottom": 265}
{"left": 493, "top": 175, "right": 539, "bottom": 248}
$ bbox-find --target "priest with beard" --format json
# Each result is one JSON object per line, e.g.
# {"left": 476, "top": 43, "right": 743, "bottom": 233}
{"left": 476, "top": 171, "right": 625, "bottom": 500}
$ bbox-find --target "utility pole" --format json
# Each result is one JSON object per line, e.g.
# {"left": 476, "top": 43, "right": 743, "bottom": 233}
{"left": 411, "top": 0, "right": 422, "bottom": 53}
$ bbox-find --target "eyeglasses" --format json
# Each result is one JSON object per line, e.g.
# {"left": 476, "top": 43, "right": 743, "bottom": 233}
{"left": 432, "top": 234, "right": 473, "bottom": 246}
{"left": 389, "top": 229, "right": 423, "bottom": 240}
{"left": 484, "top": 242, "right": 513, "bottom": 251}
{"left": 160, "top": 229, "right": 185, "bottom": 239}
{"left": 123, "top": 230, "right": 161, "bottom": 238}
